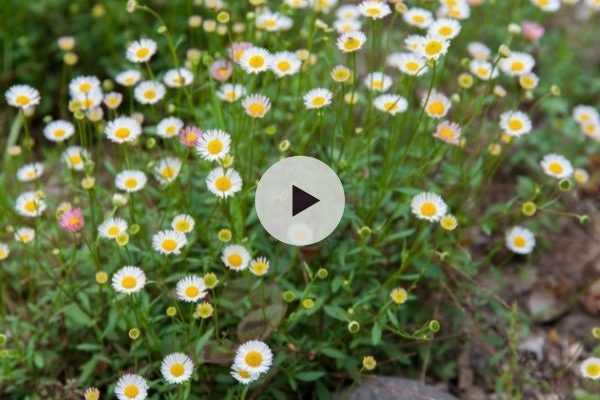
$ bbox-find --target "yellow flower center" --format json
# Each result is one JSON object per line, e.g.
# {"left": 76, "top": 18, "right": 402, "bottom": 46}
{"left": 477, "top": 67, "right": 489, "bottom": 78}
{"left": 136, "top": 47, "right": 150, "bottom": 59}
{"left": 383, "top": 102, "right": 397, "bottom": 112}
{"left": 277, "top": 60, "right": 291, "bottom": 72}
{"left": 107, "top": 226, "right": 119, "bottom": 237}
{"left": 244, "top": 351, "right": 263, "bottom": 367}
{"left": 122, "top": 276, "right": 137, "bottom": 289}
{"left": 143, "top": 90, "right": 156, "bottom": 100}
{"left": 207, "top": 139, "right": 224, "bottom": 154}
{"left": 412, "top": 15, "right": 425, "bottom": 24}
{"left": 406, "top": 61, "right": 419, "bottom": 72}
{"left": 24, "top": 200, "right": 38, "bottom": 213}
{"left": 548, "top": 162, "right": 563, "bottom": 175}
{"left": 115, "top": 127, "right": 131, "bottom": 139}
{"left": 344, "top": 37, "right": 360, "bottom": 51}
{"left": 586, "top": 363, "right": 600, "bottom": 377}
{"left": 54, "top": 129, "right": 65, "bottom": 138}
{"left": 508, "top": 118, "right": 523, "bottom": 131}
{"left": 69, "top": 154, "right": 82, "bottom": 165}
{"left": 311, "top": 96, "right": 326, "bottom": 107}
{"left": 215, "top": 176, "right": 232, "bottom": 192}
{"left": 420, "top": 202, "right": 437, "bottom": 217}
{"left": 371, "top": 80, "right": 384, "bottom": 90}
{"left": 238, "top": 369, "right": 251, "bottom": 379}
{"left": 124, "top": 178, "right": 138, "bottom": 190}
{"left": 425, "top": 41, "right": 442, "bottom": 56}
{"left": 511, "top": 61, "right": 524, "bottom": 72}
{"left": 438, "top": 126, "right": 456, "bottom": 140}
{"left": 170, "top": 362, "right": 185, "bottom": 377}
{"left": 79, "top": 82, "right": 92, "bottom": 93}
{"left": 366, "top": 7, "right": 380, "bottom": 17}
{"left": 16, "top": 95, "right": 30, "bottom": 106}
{"left": 161, "top": 166, "right": 175, "bottom": 179}
{"left": 166, "top": 126, "right": 176, "bottom": 136}
{"left": 185, "top": 286, "right": 199, "bottom": 298}
{"left": 513, "top": 236, "right": 526, "bottom": 248}
{"left": 252, "top": 262, "right": 267, "bottom": 275}
{"left": 227, "top": 254, "right": 243, "bottom": 268}
{"left": 248, "top": 55, "right": 265, "bottom": 69}
{"left": 439, "top": 26, "right": 453, "bottom": 37}
{"left": 248, "top": 102, "right": 265, "bottom": 116}
{"left": 175, "top": 220, "right": 189, "bottom": 232}
{"left": 427, "top": 100, "right": 444, "bottom": 116}
{"left": 162, "top": 239, "right": 177, "bottom": 252}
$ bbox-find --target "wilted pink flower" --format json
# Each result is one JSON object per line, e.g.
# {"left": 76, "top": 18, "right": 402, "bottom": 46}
{"left": 522, "top": 21, "right": 544, "bottom": 42}
{"left": 179, "top": 125, "right": 202, "bottom": 148}
{"left": 59, "top": 208, "right": 85, "bottom": 232}
{"left": 210, "top": 59, "right": 233, "bottom": 82}
{"left": 228, "top": 42, "right": 252, "bottom": 63}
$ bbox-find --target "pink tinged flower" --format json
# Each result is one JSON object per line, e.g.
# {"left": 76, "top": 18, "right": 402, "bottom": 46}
{"left": 210, "top": 59, "right": 233, "bottom": 82}
{"left": 59, "top": 208, "right": 85, "bottom": 232}
{"left": 522, "top": 21, "right": 544, "bottom": 42}
{"left": 228, "top": 42, "right": 252, "bottom": 63}
{"left": 179, "top": 125, "right": 202, "bottom": 148}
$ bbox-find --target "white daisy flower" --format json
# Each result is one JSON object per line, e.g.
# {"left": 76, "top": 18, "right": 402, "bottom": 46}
{"left": 499, "top": 110, "right": 532, "bottom": 137}
{"left": 239, "top": 47, "right": 271, "bottom": 74}
{"left": 336, "top": 4, "right": 360, "bottom": 20}
{"left": 505, "top": 226, "right": 535, "bottom": 255}
{"left": 249, "top": 257, "right": 270, "bottom": 277}
{"left": 417, "top": 34, "right": 450, "bottom": 61}
{"left": 423, "top": 91, "right": 451, "bottom": 119}
{"left": 540, "top": 154, "right": 573, "bottom": 179}
{"left": 469, "top": 60, "right": 498, "bottom": 81}
{"left": 411, "top": 192, "right": 448, "bottom": 222}
{"left": 115, "top": 373, "right": 148, "bottom": 400}
{"left": 112, "top": 266, "right": 146, "bottom": 295}
{"left": 304, "top": 88, "right": 333, "bottom": 109}
{"left": 217, "top": 84, "right": 246, "bottom": 103}
{"left": 206, "top": 167, "right": 243, "bottom": 198}
{"left": 363, "top": 72, "right": 393, "bottom": 92}
{"left": 196, "top": 129, "right": 231, "bottom": 161}
{"left": 467, "top": 42, "right": 491, "bottom": 60}
{"left": 14, "top": 227, "right": 35, "bottom": 243}
{"left": 126, "top": 38, "right": 157, "bottom": 63}
{"left": 573, "top": 105, "right": 599, "bottom": 125}
{"left": 242, "top": 94, "right": 271, "bottom": 118}
{"left": 134, "top": 80, "right": 166, "bottom": 105}
{"left": 154, "top": 157, "right": 182, "bottom": 185}
{"left": 439, "top": 2, "right": 471, "bottom": 19}
{"left": 161, "top": 353, "right": 194, "bottom": 384}
{"left": 43, "top": 120, "right": 75, "bottom": 142}
{"left": 530, "top": 0, "right": 560, "bottom": 12}
{"left": 5, "top": 84, "right": 41, "bottom": 109}
{"left": 163, "top": 68, "right": 194, "bottom": 88}
{"left": 230, "top": 365, "right": 260, "bottom": 385}
{"left": 270, "top": 52, "right": 301, "bottom": 77}
{"left": 256, "top": 10, "right": 285, "bottom": 32}
{"left": 403, "top": 8, "right": 434, "bottom": 29}
{"left": 115, "top": 69, "right": 142, "bottom": 87}
{"left": 152, "top": 230, "right": 187, "bottom": 255}
{"left": 171, "top": 214, "right": 195, "bottom": 234}
{"left": 115, "top": 170, "right": 147, "bottom": 193}
{"left": 104, "top": 92, "right": 124, "bottom": 109}
{"left": 433, "top": 120, "right": 462, "bottom": 145}
{"left": 17, "top": 162, "right": 44, "bottom": 182}
{"left": 105, "top": 116, "right": 142, "bottom": 144}
{"left": 222, "top": 244, "right": 251, "bottom": 271}
{"left": 387, "top": 52, "right": 428, "bottom": 76}
{"left": 358, "top": 0, "right": 391, "bottom": 19}
{"left": 233, "top": 340, "right": 273, "bottom": 375}
{"left": 156, "top": 117, "right": 183, "bottom": 139}
{"left": 500, "top": 52, "right": 535, "bottom": 77}
{"left": 71, "top": 87, "right": 103, "bottom": 110}
{"left": 428, "top": 18, "right": 461, "bottom": 39}
{"left": 0, "top": 243, "right": 9, "bottom": 261}
{"left": 336, "top": 31, "right": 366, "bottom": 53}
{"left": 334, "top": 19, "right": 362, "bottom": 34}
{"left": 404, "top": 35, "right": 425, "bottom": 53}
{"left": 15, "top": 191, "right": 46, "bottom": 218}
{"left": 62, "top": 146, "right": 90, "bottom": 171}
{"left": 175, "top": 275, "right": 207, "bottom": 302}
{"left": 98, "top": 217, "right": 128, "bottom": 240}
{"left": 580, "top": 357, "right": 600, "bottom": 380}
{"left": 69, "top": 76, "right": 101, "bottom": 98}
{"left": 374, "top": 94, "right": 408, "bottom": 115}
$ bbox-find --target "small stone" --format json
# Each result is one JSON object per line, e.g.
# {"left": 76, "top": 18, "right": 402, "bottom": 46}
{"left": 338, "top": 376, "right": 458, "bottom": 400}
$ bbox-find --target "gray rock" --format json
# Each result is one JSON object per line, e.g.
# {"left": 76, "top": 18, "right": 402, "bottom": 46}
{"left": 338, "top": 376, "right": 458, "bottom": 400}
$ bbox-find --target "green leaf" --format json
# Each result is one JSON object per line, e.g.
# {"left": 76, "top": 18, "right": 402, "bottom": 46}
{"left": 63, "top": 304, "right": 94, "bottom": 327}
{"left": 323, "top": 305, "right": 348, "bottom": 321}
{"left": 296, "top": 371, "right": 326, "bottom": 381}
{"left": 321, "top": 347, "right": 346, "bottom": 359}
{"left": 371, "top": 323, "right": 382, "bottom": 345}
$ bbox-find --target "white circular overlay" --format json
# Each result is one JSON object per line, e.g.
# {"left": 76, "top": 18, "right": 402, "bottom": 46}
{"left": 255, "top": 156, "right": 345, "bottom": 246}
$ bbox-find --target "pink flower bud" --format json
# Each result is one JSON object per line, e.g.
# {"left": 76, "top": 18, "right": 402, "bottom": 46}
{"left": 59, "top": 208, "right": 85, "bottom": 232}
{"left": 522, "top": 21, "right": 545, "bottom": 42}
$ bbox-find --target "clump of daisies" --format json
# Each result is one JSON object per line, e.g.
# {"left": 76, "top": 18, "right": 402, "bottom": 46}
{"left": 230, "top": 340, "right": 274, "bottom": 385}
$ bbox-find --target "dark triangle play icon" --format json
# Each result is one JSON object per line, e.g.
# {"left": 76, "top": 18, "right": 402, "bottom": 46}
{"left": 292, "top": 185, "right": 320, "bottom": 216}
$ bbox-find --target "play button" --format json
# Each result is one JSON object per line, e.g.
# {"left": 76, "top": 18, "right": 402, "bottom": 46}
{"left": 255, "top": 156, "right": 345, "bottom": 246}
{"left": 292, "top": 185, "right": 319, "bottom": 216}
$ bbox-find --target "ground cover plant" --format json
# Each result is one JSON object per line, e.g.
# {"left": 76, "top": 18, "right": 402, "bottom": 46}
{"left": 1, "top": 0, "right": 600, "bottom": 398}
